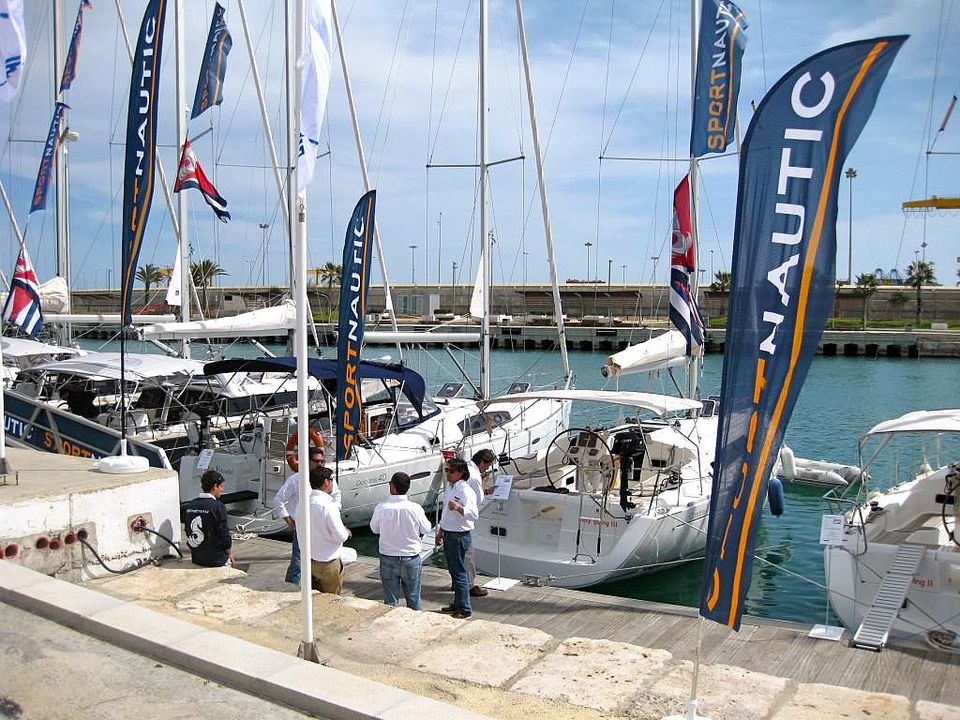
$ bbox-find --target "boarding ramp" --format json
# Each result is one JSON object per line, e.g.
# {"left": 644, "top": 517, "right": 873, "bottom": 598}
{"left": 852, "top": 543, "right": 926, "bottom": 651}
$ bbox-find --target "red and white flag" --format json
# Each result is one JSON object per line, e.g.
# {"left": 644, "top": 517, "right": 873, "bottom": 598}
{"left": 2, "top": 246, "right": 43, "bottom": 337}
{"left": 668, "top": 175, "right": 704, "bottom": 355}
{"left": 174, "top": 139, "right": 230, "bottom": 222}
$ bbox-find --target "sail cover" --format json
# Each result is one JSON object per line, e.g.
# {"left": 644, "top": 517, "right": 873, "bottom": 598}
{"left": 699, "top": 36, "right": 907, "bottom": 631}
{"left": 140, "top": 300, "right": 296, "bottom": 339}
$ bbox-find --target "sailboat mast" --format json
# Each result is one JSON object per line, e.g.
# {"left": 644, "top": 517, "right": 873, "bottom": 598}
{"left": 174, "top": 0, "right": 191, "bottom": 358}
{"left": 479, "top": 0, "right": 491, "bottom": 400}
{"left": 513, "top": 0, "right": 570, "bottom": 385}
{"left": 53, "top": 1, "right": 68, "bottom": 287}
{"left": 687, "top": 0, "right": 701, "bottom": 400}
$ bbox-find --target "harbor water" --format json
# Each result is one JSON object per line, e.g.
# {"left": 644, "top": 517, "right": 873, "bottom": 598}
{"left": 83, "top": 337, "right": 960, "bottom": 626}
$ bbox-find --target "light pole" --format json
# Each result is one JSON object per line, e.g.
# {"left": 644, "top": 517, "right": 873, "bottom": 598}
{"left": 584, "top": 241, "right": 593, "bottom": 282}
{"left": 245, "top": 259, "right": 255, "bottom": 285}
{"left": 436, "top": 212, "right": 443, "bottom": 291}
{"left": 522, "top": 251, "right": 530, "bottom": 318}
{"left": 607, "top": 259, "right": 612, "bottom": 289}
{"left": 845, "top": 167, "right": 856, "bottom": 284}
{"left": 621, "top": 264, "right": 627, "bottom": 285}
{"left": 409, "top": 245, "right": 418, "bottom": 285}
{"left": 452, "top": 261, "right": 458, "bottom": 311}
{"left": 258, "top": 222, "right": 269, "bottom": 286}
{"left": 710, "top": 249, "right": 715, "bottom": 280}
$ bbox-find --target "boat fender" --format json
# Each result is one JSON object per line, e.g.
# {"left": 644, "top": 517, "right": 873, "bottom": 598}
{"left": 285, "top": 427, "right": 325, "bottom": 472}
{"left": 767, "top": 477, "right": 785, "bottom": 517}
{"left": 778, "top": 446, "right": 796, "bottom": 482}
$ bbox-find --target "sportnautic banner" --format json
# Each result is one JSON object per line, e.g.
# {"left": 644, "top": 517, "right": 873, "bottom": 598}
{"left": 120, "top": 0, "right": 167, "bottom": 326}
{"left": 335, "top": 190, "right": 376, "bottom": 462}
{"left": 699, "top": 36, "right": 906, "bottom": 630}
{"left": 190, "top": 2, "right": 231, "bottom": 119}
{"left": 690, "top": 0, "right": 747, "bottom": 157}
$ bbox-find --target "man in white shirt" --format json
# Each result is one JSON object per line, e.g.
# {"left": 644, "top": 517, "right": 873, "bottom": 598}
{"left": 435, "top": 458, "right": 478, "bottom": 619}
{"left": 307, "top": 466, "right": 351, "bottom": 594}
{"left": 275, "top": 443, "right": 341, "bottom": 585}
{"left": 464, "top": 449, "right": 495, "bottom": 598}
{"left": 369, "top": 472, "right": 431, "bottom": 609}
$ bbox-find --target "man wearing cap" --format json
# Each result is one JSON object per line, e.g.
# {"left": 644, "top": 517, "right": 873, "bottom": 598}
{"left": 274, "top": 442, "right": 341, "bottom": 585}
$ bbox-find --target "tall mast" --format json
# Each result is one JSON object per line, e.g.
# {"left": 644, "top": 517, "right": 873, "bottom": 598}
{"left": 53, "top": 0, "right": 70, "bottom": 329}
{"left": 514, "top": 0, "right": 570, "bottom": 386}
{"left": 687, "top": 0, "right": 701, "bottom": 399}
{"left": 174, "top": 0, "right": 190, "bottom": 358}
{"left": 479, "top": 0, "right": 491, "bottom": 399}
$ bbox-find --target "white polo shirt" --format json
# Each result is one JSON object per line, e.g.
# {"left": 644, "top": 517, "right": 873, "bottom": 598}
{"left": 275, "top": 471, "right": 342, "bottom": 519}
{"left": 439, "top": 479, "right": 479, "bottom": 532}
{"left": 370, "top": 495, "right": 431, "bottom": 557}
{"left": 306, "top": 489, "right": 349, "bottom": 562}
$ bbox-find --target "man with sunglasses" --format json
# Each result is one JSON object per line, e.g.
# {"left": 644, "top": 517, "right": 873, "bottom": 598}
{"left": 275, "top": 442, "right": 341, "bottom": 585}
{"left": 435, "top": 458, "right": 478, "bottom": 619}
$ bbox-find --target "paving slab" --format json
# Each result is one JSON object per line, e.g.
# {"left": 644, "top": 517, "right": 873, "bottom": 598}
{"left": 510, "top": 637, "right": 672, "bottom": 712}
{"left": 174, "top": 582, "right": 303, "bottom": 623}
{"left": 917, "top": 701, "right": 960, "bottom": 720}
{"left": 633, "top": 660, "right": 789, "bottom": 720}
{"left": 332, "top": 606, "right": 460, "bottom": 664}
{"left": 407, "top": 618, "right": 553, "bottom": 687}
{"left": 89, "top": 561, "right": 243, "bottom": 600}
{"left": 771, "top": 682, "right": 911, "bottom": 720}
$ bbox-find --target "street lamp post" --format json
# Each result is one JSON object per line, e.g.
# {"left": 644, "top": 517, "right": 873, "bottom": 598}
{"left": 452, "top": 261, "right": 458, "bottom": 312}
{"left": 621, "top": 264, "right": 627, "bottom": 285}
{"left": 522, "top": 251, "right": 530, "bottom": 318}
{"left": 436, "top": 212, "right": 443, "bottom": 291}
{"left": 258, "top": 222, "right": 269, "bottom": 287}
{"left": 584, "top": 242, "right": 593, "bottom": 282}
{"left": 710, "top": 249, "right": 715, "bottom": 280}
{"left": 845, "top": 167, "right": 856, "bottom": 284}
{"left": 409, "top": 245, "right": 418, "bottom": 285}
{"left": 607, "top": 259, "right": 612, "bottom": 289}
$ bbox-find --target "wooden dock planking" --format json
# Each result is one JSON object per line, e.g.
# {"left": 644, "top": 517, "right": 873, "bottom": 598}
{"left": 235, "top": 537, "right": 960, "bottom": 706}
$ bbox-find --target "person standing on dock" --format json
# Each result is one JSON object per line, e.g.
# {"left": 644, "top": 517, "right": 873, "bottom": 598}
{"left": 275, "top": 443, "right": 341, "bottom": 585}
{"left": 307, "top": 466, "right": 351, "bottom": 594}
{"left": 184, "top": 470, "right": 235, "bottom": 568}
{"left": 465, "top": 449, "right": 495, "bottom": 598}
{"left": 370, "top": 472, "right": 432, "bottom": 609}
{"left": 436, "top": 458, "right": 479, "bottom": 619}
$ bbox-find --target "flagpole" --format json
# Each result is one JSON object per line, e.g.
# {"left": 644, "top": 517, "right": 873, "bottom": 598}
{"left": 174, "top": 0, "right": 191, "bottom": 358}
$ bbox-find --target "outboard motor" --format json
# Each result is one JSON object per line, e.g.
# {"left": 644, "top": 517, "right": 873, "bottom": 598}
{"left": 611, "top": 430, "right": 645, "bottom": 511}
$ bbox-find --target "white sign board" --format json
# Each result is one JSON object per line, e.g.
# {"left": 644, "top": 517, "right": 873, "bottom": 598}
{"left": 196, "top": 448, "right": 215, "bottom": 471}
{"left": 491, "top": 475, "right": 514, "bottom": 501}
{"left": 819, "top": 514, "right": 846, "bottom": 546}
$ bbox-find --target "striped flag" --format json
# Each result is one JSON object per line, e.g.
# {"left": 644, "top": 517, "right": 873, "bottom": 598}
{"left": 59, "top": 0, "right": 93, "bottom": 93}
{"left": 2, "top": 247, "right": 43, "bottom": 337}
{"left": 668, "top": 175, "right": 704, "bottom": 355}
{"left": 174, "top": 139, "right": 230, "bottom": 222}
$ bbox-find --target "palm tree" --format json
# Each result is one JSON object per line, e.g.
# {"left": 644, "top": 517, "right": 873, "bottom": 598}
{"left": 888, "top": 291, "right": 908, "bottom": 320}
{"left": 319, "top": 261, "right": 342, "bottom": 287}
{"left": 853, "top": 273, "right": 877, "bottom": 329}
{"left": 905, "top": 260, "right": 936, "bottom": 326}
{"left": 191, "top": 260, "right": 228, "bottom": 315}
{"left": 709, "top": 271, "right": 732, "bottom": 293}
{"left": 136, "top": 263, "right": 165, "bottom": 301}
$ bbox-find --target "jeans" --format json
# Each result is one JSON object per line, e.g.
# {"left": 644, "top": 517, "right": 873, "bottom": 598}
{"left": 379, "top": 554, "right": 424, "bottom": 610}
{"left": 443, "top": 531, "right": 472, "bottom": 614}
{"left": 285, "top": 531, "right": 301, "bottom": 585}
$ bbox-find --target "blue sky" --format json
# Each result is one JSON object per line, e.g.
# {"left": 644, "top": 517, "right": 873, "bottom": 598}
{"left": 1, "top": 0, "right": 958, "bottom": 292}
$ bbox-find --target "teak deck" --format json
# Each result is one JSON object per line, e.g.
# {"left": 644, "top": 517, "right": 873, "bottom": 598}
{"left": 237, "top": 536, "right": 960, "bottom": 706}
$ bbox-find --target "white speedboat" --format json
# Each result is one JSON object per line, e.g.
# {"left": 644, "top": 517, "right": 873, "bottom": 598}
{"left": 823, "top": 409, "right": 960, "bottom": 651}
{"left": 473, "top": 388, "right": 717, "bottom": 589}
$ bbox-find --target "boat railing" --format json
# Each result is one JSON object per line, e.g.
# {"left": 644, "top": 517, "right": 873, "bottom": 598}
{"left": 822, "top": 489, "right": 871, "bottom": 556}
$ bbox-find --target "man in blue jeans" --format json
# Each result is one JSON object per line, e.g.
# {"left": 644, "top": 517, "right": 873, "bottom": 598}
{"left": 435, "top": 458, "right": 478, "bottom": 619}
{"left": 369, "top": 472, "right": 432, "bottom": 609}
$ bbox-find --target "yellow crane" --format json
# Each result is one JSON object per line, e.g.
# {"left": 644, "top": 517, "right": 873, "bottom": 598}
{"left": 902, "top": 195, "right": 960, "bottom": 211}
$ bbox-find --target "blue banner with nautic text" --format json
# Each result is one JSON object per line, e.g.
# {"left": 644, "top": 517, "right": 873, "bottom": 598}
{"left": 120, "top": 0, "right": 167, "bottom": 326}
{"left": 59, "top": 0, "right": 92, "bottom": 93}
{"left": 699, "top": 36, "right": 906, "bottom": 630}
{"left": 690, "top": 0, "right": 747, "bottom": 157}
{"left": 335, "top": 190, "right": 376, "bottom": 461}
{"left": 29, "top": 101, "right": 69, "bottom": 214}
{"left": 190, "top": 2, "right": 231, "bottom": 120}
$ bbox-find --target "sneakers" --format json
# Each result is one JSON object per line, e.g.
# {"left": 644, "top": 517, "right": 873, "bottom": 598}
{"left": 470, "top": 585, "right": 489, "bottom": 597}
{"left": 451, "top": 610, "right": 473, "bottom": 620}
{"left": 439, "top": 605, "right": 457, "bottom": 614}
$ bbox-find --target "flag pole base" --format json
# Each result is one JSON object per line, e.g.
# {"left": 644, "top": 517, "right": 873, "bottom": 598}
{"left": 297, "top": 641, "right": 321, "bottom": 664}
{"left": 98, "top": 439, "right": 150, "bottom": 474}
{"left": 662, "top": 699, "right": 710, "bottom": 720}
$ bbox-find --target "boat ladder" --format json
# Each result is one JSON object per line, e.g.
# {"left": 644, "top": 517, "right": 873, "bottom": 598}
{"left": 852, "top": 543, "right": 925, "bottom": 651}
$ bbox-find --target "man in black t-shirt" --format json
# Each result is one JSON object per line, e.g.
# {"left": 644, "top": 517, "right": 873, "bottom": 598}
{"left": 184, "top": 470, "right": 235, "bottom": 568}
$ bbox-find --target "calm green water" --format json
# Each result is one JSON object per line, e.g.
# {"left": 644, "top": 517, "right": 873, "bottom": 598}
{"left": 86, "top": 337, "right": 960, "bottom": 625}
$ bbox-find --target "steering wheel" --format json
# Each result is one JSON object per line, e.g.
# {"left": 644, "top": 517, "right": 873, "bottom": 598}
{"left": 543, "top": 427, "right": 614, "bottom": 492}
{"left": 236, "top": 409, "right": 266, "bottom": 455}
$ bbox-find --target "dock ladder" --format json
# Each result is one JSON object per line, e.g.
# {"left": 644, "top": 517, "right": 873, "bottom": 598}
{"left": 852, "top": 543, "right": 925, "bottom": 651}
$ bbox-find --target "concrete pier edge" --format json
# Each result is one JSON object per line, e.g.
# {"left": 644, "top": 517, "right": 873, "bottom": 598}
{"left": 0, "top": 560, "right": 488, "bottom": 720}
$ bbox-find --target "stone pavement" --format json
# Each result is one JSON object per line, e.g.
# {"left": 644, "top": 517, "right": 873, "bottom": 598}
{"left": 3, "top": 537, "right": 960, "bottom": 720}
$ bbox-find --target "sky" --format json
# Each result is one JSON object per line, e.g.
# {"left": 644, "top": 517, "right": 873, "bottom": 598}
{"left": 1, "top": 0, "right": 958, "bottom": 294}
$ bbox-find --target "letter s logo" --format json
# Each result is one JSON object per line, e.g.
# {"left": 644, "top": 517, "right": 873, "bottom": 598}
{"left": 186, "top": 515, "right": 204, "bottom": 548}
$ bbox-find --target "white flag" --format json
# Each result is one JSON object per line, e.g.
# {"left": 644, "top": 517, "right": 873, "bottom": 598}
{"left": 297, "top": 0, "right": 333, "bottom": 194}
{"left": 469, "top": 248, "right": 485, "bottom": 320}
{"left": 166, "top": 246, "right": 182, "bottom": 307}
{"left": 0, "top": 0, "right": 26, "bottom": 103}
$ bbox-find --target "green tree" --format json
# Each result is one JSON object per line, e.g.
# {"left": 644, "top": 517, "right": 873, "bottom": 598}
{"left": 853, "top": 273, "right": 878, "bottom": 329}
{"left": 709, "top": 271, "right": 732, "bottom": 293}
{"left": 191, "top": 260, "right": 228, "bottom": 315}
{"left": 905, "top": 260, "right": 937, "bottom": 325}
{"left": 888, "top": 291, "right": 909, "bottom": 320}
{"left": 135, "top": 263, "right": 165, "bottom": 301}
{"left": 319, "top": 261, "right": 342, "bottom": 287}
